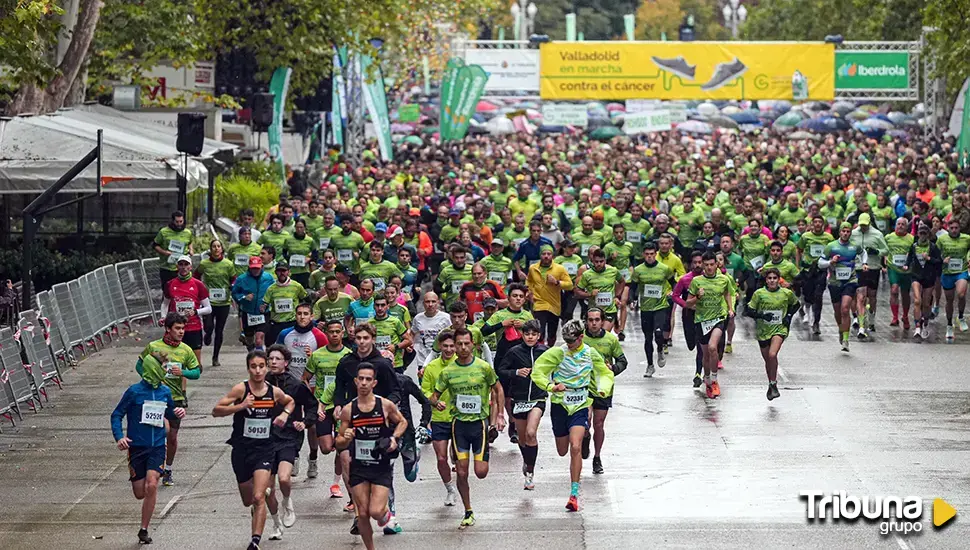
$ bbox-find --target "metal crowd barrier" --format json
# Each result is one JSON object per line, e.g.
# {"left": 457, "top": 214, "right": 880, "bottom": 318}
{"left": 1, "top": 257, "right": 168, "bottom": 430}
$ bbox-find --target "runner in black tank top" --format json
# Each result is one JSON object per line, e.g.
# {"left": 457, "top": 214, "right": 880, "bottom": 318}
{"left": 336, "top": 361, "right": 407, "bottom": 550}
{"left": 213, "top": 351, "right": 295, "bottom": 550}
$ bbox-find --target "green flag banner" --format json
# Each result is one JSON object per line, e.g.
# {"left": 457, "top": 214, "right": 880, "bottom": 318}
{"left": 959, "top": 84, "right": 970, "bottom": 170}
{"left": 566, "top": 13, "right": 576, "bottom": 41}
{"left": 399, "top": 104, "right": 420, "bottom": 123}
{"left": 421, "top": 56, "right": 431, "bottom": 95}
{"left": 439, "top": 58, "right": 465, "bottom": 141}
{"left": 359, "top": 51, "right": 393, "bottom": 162}
{"left": 331, "top": 48, "right": 345, "bottom": 147}
{"left": 268, "top": 67, "right": 291, "bottom": 184}
{"left": 448, "top": 65, "right": 489, "bottom": 141}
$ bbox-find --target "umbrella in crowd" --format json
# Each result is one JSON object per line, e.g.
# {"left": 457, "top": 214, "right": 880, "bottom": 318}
{"left": 708, "top": 115, "right": 740, "bottom": 130}
{"left": 788, "top": 131, "right": 821, "bottom": 141}
{"left": 485, "top": 117, "right": 515, "bottom": 135}
{"left": 796, "top": 116, "right": 851, "bottom": 133}
{"left": 728, "top": 112, "right": 761, "bottom": 125}
{"left": 773, "top": 111, "right": 807, "bottom": 129}
{"left": 860, "top": 117, "right": 895, "bottom": 130}
{"left": 589, "top": 126, "right": 623, "bottom": 140}
{"left": 675, "top": 120, "right": 714, "bottom": 134}
{"left": 476, "top": 101, "right": 498, "bottom": 112}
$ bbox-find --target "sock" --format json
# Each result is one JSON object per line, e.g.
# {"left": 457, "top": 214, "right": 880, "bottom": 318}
{"left": 711, "top": 372, "right": 718, "bottom": 382}
{"left": 446, "top": 481, "right": 456, "bottom": 493}
{"left": 251, "top": 535, "right": 261, "bottom": 545}
{"left": 522, "top": 444, "right": 539, "bottom": 472}
{"left": 841, "top": 331, "right": 849, "bottom": 341}
{"left": 704, "top": 374, "right": 712, "bottom": 385}
{"left": 570, "top": 481, "right": 580, "bottom": 496}
{"left": 891, "top": 303, "right": 899, "bottom": 319}
{"left": 858, "top": 312, "right": 865, "bottom": 326}
{"left": 388, "top": 487, "right": 396, "bottom": 515}
{"left": 271, "top": 513, "right": 281, "bottom": 525}
{"left": 309, "top": 449, "right": 318, "bottom": 460}
{"left": 165, "top": 463, "right": 173, "bottom": 470}
{"left": 333, "top": 474, "right": 342, "bottom": 486}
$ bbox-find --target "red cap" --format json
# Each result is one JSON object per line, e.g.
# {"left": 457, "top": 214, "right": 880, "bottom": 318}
{"left": 248, "top": 256, "right": 263, "bottom": 268}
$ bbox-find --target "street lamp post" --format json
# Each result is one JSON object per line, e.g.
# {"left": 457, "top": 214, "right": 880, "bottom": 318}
{"left": 722, "top": 0, "right": 747, "bottom": 39}
{"left": 511, "top": 0, "right": 537, "bottom": 46}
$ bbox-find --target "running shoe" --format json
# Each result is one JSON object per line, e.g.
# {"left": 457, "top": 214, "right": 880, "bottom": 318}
{"left": 444, "top": 487, "right": 458, "bottom": 507}
{"left": 902, "top": 316, "right": 910, "bottom": 330}
{"left": 162, "top": 469, "right": 173, "bottom": 486}
{"left": 960, "top": 318, "right": 968, "bottom": 332}
{"left": 306, "top": 459, "right": 318, "bottom": 479}
{"left": 767, "top": 384, "right": 780, "bottom": 401}
{"left": 705, "top": 382, "right": 715, "bottom": 399}
{"left": 857, "top": 327, "right": 867, "bottom": 340}
{"left": 913, "top": 325, "right": 922, "bottom": 340}
{"left": 658, "top": 350, "right": 666, "bottom": 368}
{"left": 890, "top": 317, "right": 899, "bottom": 327}
{"left": 524, "top": 472, "right": 535, "bottom": 490}
{"left": 268, "top": 518, "right": 284, "bottom": 540}
{"left": 711, "top": 380, "right": 721, "bottom": 397}
{"left": 840, "top": 338, "right": 850, "bottom": 352}
{"left": 343, "top": 500, "right": 355, "bottom": 513}
{"left": 693, "top": 374, "right": 703, "bottom": 388}
{"left": 802, "top": 310, "right": 811, "bottom": 325}
{"left": 592, "top": 456, "right": 604, "bottom": 474}
{"left": 644, "top": 363, "right": 655, "bottom": 378}
{"left": 281, "top": 497, "right": 296, "bottom": 527}
{"left": 701, "top": 58, "right": 747, "bottom": 91}
{"left": 459, "top": 511, "right": 476, "bottom": 529}
{"left": 203, "top": 331, "right": 212, "bottom": 346}
{"left": 931, "top": 306, "right": 939, "bottom": 319}
{"left": 869, "top": 322, "right": 875, "bottom": 333}
{"left": 650, "top": 56, "right": 696, "bottom": 80}
{"left": 292, "top": 457, "right": 300, "bottom": 478}
{"left": 617, "top": 331, "right": 625, "bottom": 342}
{"left": 717, "top": 360, "right": 724, "bottom": 370}
{"left": 137, "top": 529, "right": 152, "bottom": 545}
{"left": 946, "top": 325, "right": 955, "bottom": 342}
{"left": 852, "top": 316, "right": 859, "bottom": 329}
{"left": 921, "top": 326, "right": 930, "bottom": 339}
{"left": 581, "top": 430, "right": 591, "bottom": 459}
{"left": 330, "top": 484, "right": 343, "bottom": 498}
{"left": 812, "top": 323, "right": 821, "bottom": 335}
{"left": 724, "top": 343, "right": 733, "bottom": 354}
{"left": 383, "top": 516, "right": 402, "bottom": 535}
{"left": 248, "top": 542, "right": 260, "bottom": 550}
{"left": 565, "top": 495, "right": 580, "bottom": 512}
{"left": 350, "top": 517, "right": 359, "bottom": 535}
{"left": 509, "top": 433, "right": 519, "bottom": 444}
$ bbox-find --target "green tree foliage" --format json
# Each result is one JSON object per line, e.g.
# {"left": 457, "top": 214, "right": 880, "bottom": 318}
{"left": 0, "top": 1, "right": 64, "bottom": 90}
{"left": 923, "top": 0, "right": 970, "bottom": 98}
{"left": 742, "top": 0, "right": 923, "bottom": 42}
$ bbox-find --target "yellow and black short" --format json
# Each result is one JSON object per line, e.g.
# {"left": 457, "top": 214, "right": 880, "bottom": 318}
{"left": 451, "top": 419, "right": 489, "bottom": 463}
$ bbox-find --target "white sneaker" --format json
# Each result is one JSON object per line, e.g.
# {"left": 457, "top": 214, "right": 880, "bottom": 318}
{"left": 840, "top": 338, "right": 850, "bottom": 352}
{"left": 802, "top": 311, "right": 811, "bottom": 325}
{"left": 644, "top": 364, "right": 656, "bottom": 378}
{"left": 946, "top": 325, "right": 955, "bottom": 342}
{"left": 913, "top": 326, "right": 922, "bottom": 339}
{"left": 922, "top": 326, "right": 930, "bottom": 339}
{"left": 268, "top": 517, "right": 284, "bottom": 540}
{"left": 306, "top": 459, "right": 318, "bottom": 479}
{"left": 292, "top": 457, "right": 300, "bottom": 477}
{"left": 857, "top": 327, "right": 867, "bottom": 340}
{"left": 444, "top": 487, "right": 457, "bottom": 507}
{"left": 657, "top": 350, "right": 666, "bottom": 368}
{"left": 281, "top": 497, "right": 296, "bottom": 528}
{"left": 524, "top": 472, "right": 535, "bottom": 491}
{"left": 960, "top": 318, "right": 968, "bottom": 332}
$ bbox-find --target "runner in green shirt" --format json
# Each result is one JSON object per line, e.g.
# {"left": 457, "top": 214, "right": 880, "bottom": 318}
{"left": 369, "top": 292, "right": 412, "bottom": 372}
{"left": 796, "top": 216, "right": 836, "bottom": 332}
{"left": 571, "top": 217, "right": 606, "bottom": 263}
{"left": 437, "top": 247, "right": 474, "bottom": 308}
{"left": 744, "top": 267, "right": 799, "bottom": 401}
{"left": 582, "top": 308, "right": 627, "bottom": 475}
{"left": 195, "top": 240, "right": 235, "bottom": 365}
{"left": 258, "top": 214, "right": 291, "bottom": 255}
{"left": 480, "top": 240, "right": 513, "bottom": 287}
{"left": 227, "top": 228, "right": 262, "bottom": 277}
{"left": 430, "top": 327, "right": 504, "bottom": 529}
{"left": 303, "top": 320, "right": 351, "bottom": 456}
{"left": 330, "top": 217, "right": 366, "bottom": 273}
{"left": 261, "top": 264, "right": 308, "bottom": 342}
{"left": 622, "top": 203, "right": 653, "bottom": 258}
{"left": 686, "top": 252, "right": 735, "bottom": 399}
{"left": 312, "top": 210, "right": 341, "bottom": 252}
{"left": 282, "top": 219, "right": 314, "bottom": 287}
{"left": 631, "top": 241, "right": 676, "bottom": 374}
{"left": 153, "top": 212, "right": 194, "bottom": 285}
{"left": 575, "top": 248, "right": 623, "bottom": 332}
{"left": 419, "top": 330, "right": 459, "bottom": 506}
{"left": 307, "top": 250, "right": 338, "bottom": 299}
{"left": 762, "top": 241, "right": 799, "bottom": 286}
{"left": 936, "top": 218, "right": 970, "bottom": 340}
{"left": 885, "top": 217, "right": 915, "bottom": 328}
{"left": 357, "top": 241, "right": 404, "bottom": 294}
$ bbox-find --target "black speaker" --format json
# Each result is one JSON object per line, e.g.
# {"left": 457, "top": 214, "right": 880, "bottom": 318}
{"left": 176, "top": 112, "right": 206, "bottom": 156}
{"left": 252, "top": 93, "right": 275, "bottom": 131}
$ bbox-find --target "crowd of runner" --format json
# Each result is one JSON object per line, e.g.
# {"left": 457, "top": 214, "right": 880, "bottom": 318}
{"left": 110, "top": 128, "right": 970, "bottom": 547}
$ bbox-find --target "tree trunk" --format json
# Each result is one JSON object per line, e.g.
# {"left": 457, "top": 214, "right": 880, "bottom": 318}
{"left": 7, "top": 0, "right": 103, "bottom": 115}
{"left": 65, "top": 62, "right": 89, "bottom": 108}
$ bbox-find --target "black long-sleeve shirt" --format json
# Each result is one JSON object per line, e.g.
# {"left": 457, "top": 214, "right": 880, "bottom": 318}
{"left": 334, "top": 348, "right": 401, "bottom": 407}
{"left": 396, "top": 373, "right": 431, "bottom": 428}
{"left": 266, "top": 370, "right": 317, "bottom": 442}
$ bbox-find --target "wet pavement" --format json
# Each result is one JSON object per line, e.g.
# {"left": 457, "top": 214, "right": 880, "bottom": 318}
{"left": 2, "top": 287, "right": 970, "bottom": 549}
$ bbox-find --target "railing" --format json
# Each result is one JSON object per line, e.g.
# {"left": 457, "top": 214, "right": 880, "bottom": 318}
{"left": 0, "top": 258, "right": 170, "bottom": 431}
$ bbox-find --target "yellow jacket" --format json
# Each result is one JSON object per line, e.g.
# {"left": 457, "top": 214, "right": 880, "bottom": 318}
{"left": 527, "top": 261, "right": 574, "bottom": 315}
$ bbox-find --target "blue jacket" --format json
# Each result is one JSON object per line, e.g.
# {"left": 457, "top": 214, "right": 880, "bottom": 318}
{"left": 110, "top": 381, "right": 179, "bottom": 448}
{"left": 232, "top": 270, "right": 275, "bottom": 315}
{"left": 512, "top": 236, "right": 554, "bottom": 267}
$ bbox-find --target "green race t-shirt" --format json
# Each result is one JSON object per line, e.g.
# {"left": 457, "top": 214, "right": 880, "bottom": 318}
{"left": 226, "top": 242, "right": 261, "bottom": 276}
{"left": 138, "top": 339, "right": 199, "bottom": 401}
{"left": 370, "top": 315, "right": 408, "bottom": 368}
{"left": 480, "top": 254, "right": 513, "bottom": 286}
{"left": 330, "top": 231, "right": 366, "bottom": 272}
{"left": 885, "top": 232, "right": 915, "bottom": 273}
{"left": 434, "top": 357, "right": 498, "bottom": 422}
{"left": 258, "top": 229, "right": 291, "bottom": 255}
{"left": 688, "top": 272, "right": 732, "bottom": 323}
{"left": 312, "top": 293, "right": 352, "bottom": 323}
{"left": 748, "top": 286, "right": 798, "bottom": 341}
{"left": 631, "top": 261, "right": 674, "bottom": 311}
{"left": 578, "top": 265, "right": 621, "bottom": 313}
{"left": 306, "top": 345, "right": 351, "bottom": 401}
{"left": 358, "top": 260, "right": 404, "bottom": 293}
{"left": 936, "top": 233, "right": 970, "bottom": 274}
{"left": 196, "top": 257, "right": 235, "bottom": 306}
{"left": 262, "top": 281, "right": 308, "bottom": 323}
{"left": 283, "top": 234, "right": 315, "bottom": 274}
{"left": 154, "top": 226, "right": 193, "bottom": 271}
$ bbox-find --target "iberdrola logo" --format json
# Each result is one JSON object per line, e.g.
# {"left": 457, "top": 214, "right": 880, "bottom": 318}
{"left": 838, "top": 62, "right": 905, "bottom": 78}
{"left": 838, "top": 63, "right": 858, "bottom": 77}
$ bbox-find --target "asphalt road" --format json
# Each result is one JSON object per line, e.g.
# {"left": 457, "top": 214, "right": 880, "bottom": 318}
{"left": 1, "top": 287, "right": 968, "bottom": 549}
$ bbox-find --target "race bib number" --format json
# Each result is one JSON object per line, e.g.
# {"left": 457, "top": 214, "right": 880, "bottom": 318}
{"left": 318, "top": 237, "right": 331, "bottom": 250}
{"left": 402, "top": 285, "right": 413, "bottom": 294}
{"left": 726, "top": 268, "right": 735, "bottom": 278}
{"left": 513, "top": 238, "right": 527, "bottom": 247}
{"left": 642, "top": 284, "right": 662, "bottom": 299}
{"left": 247, "top": 314, "right": 266, "bottom": 325}
{"left": 749, "top": 255, "right": 765, "bottom": 269}
{"left": 626, "top": 231, "right": 642, "bottom": 243}
{"left": 764, "top": 310, "right": 784, "bottom": 325}
{"left": 167, "top": 240, "right": 186, "bottom": 254}
{"left": 456, "top": 394, "right": 482, "bottom": 415}
{"left": 372, "top": 278, "right": 386, "bottom": 292}
{"left": 513, "top": 401, "right": 538, "bottom": 415}
{"left": 274, "top": 298, "right": 294, "bottom": 313}
{"left": 703, "top": 211, "right": 712, "bottom": 221}
{"left": 235, "top": 254, "right": 250, "bottom": 266}
{"left": 876, "top": 220, "right": 887, "bottom": 231}
{"left": 289, "top": 255, "right": 306, "bottom": 268}
{"left": 810, "top": 244, "right": 825, "bottom": 257}
{"left": 163, "top": 362, "right": 181, "bottom": 379}
{"left": 243, "top": 417, "right": 271, "bottom": 439}
{"left": 375, "top": 335, "right": 392, "bottom": 349}
{"left": 948, "top": 258, "right": 964, "bottom": 272}
{"left": 451, "top": 280, "right": 465, "bottom": 294}
{"left": 337, "top": 249, "right": 353, "bottom": 262}
{"left": 892, "top": 254, "right": 908, "bottom": 268}
{"left": 564, "top": 263, "right": 578, "bottom": 276}
{"left": 835, "top": 266, "right": 852, "bottom": 280}
{"left": 826, "top": 217, "right": 837, "bottom": 227}
{"left": 323, "top": 375, "right": 336, "bottom": 389}
{"left": 563, "top": 388, "right": 587, "bottom": 407}
{"left": 355, "top": 439, "right": 376, "bottom": 461}
{"left": 175, "top": 300, "right": 195, "bottom": 316}
{"left": 210, "top": 288, "right": 227, "bottom": 301}
{"left": 700, "top": 318, "right": 722, "bottom": 335}
{"left": 581, "top": 244, "right": 591, "bottom": 257}
{"left": 595, "top": 291, "right": 613, "bottom": 307}
{"left": 140, "top": 400, "right": 166, "bottom": 427}
{"left": 488, "top": 271, "right": 507, "bottom": 284}
{"left": 619, "top": 268, "right": 630, "bottom": 281}
{"left": 473, "top": 311, "right": 485, "bottom": 322}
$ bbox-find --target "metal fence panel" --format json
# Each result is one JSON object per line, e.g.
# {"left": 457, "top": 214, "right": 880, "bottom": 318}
{"left": 35, "top": 291, "right": 75, "bottom": 369}
{"left": 0, "top": 328, "right": 36, "bottom": 414}
{"left": 116, "top": 260, "right": 155, "bottom": 323}
{"left": 93, "top": 268, "right": 117, "bottom": 331}
{"left": 142, "top": 258, "right": 165, "bottom": 316}
{"left": 81, "top": 273, "right": 107, "bottom": 335}
{"left": 19, "top": 310, "right": 62, "bottom": 385}
{"left": 69, "top": 278, "right": 96, "bottom": 342}
{"left": 52, "top": 283, "right": 84, "bottom": 348}
{"left": 16, "top": 315, "right": 50, "bottom": 401}
{"left": 104, "top": 265, "right": 131, "bottom": 324}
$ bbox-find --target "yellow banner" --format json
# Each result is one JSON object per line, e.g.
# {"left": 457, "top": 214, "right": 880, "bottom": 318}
{"left": 540, "top": 42, "right": 834, "bottom": 101}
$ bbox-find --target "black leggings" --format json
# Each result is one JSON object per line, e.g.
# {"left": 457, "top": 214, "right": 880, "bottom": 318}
{"left": 560, "top": 290, "right": 578, "bottom": 322}
{"left": 203, "top": 305, "right": 231, "bottom": 360}
{"left": 801, "top": 270, "right": 827, "bottom": 324}
{"left": 535, "top": 310, "right": 560, "bottom": 346}
{"left": 639, "top": 308, "right": 669, "bottom": 365}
